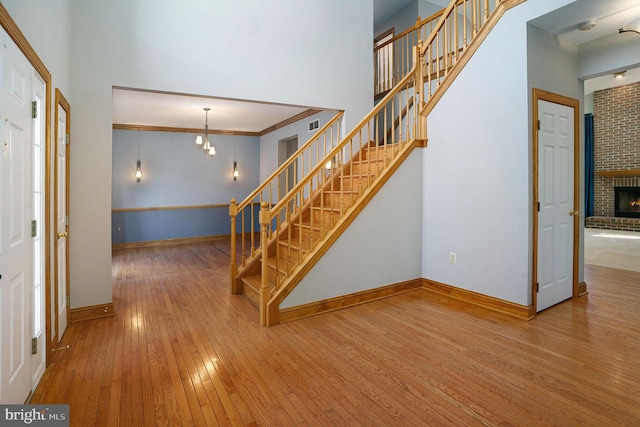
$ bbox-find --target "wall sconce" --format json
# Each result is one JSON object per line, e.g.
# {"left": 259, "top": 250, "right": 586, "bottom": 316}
{"left": 233, "top": 161, "right": 239, "bottom": 181}
{"left": 619, "top": 16, "right": 640, "bottom": 35}
{"left": 135, "top": 160, "right": 142, "bottom": 182}
{"left": 614, "top": 71, "right": 626, "bottom": 80}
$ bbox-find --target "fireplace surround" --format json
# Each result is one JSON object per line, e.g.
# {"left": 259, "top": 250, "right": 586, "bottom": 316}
{"left": 586, "top": 81, "right": 640, "bottom": 232}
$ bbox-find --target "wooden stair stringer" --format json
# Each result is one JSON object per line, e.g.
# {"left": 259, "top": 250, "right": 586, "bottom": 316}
{"left": 264, "top": 138, "right": 419, "bottom": 326}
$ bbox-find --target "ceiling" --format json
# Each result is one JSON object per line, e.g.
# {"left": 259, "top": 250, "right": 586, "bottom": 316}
{"left": 113, "top": 0, "right": 640, "bottom": 131}
{"left": 112, "top": 88, "right": 317, "bottom": 133}
{"left": 530, "top": 0, "right": 640, "bottom": 46}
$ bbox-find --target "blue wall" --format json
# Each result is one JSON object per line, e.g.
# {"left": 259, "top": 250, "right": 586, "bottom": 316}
{"left": 112, "top": 129, "right": 260, "bottom": 243}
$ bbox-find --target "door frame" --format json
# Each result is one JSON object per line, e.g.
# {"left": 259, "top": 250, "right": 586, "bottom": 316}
{"left": 532, "top": 88, "right": 581, "bottom": 314}
{"left": 54, "top": 89, "right": 70, "bottom": 349}
{"left": 0, "top": 5, "right": 53, "bottom": 366}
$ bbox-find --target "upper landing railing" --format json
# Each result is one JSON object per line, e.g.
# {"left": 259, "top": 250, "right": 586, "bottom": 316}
{"left": 375, "top": 0, "right": 520, "bottom": 100}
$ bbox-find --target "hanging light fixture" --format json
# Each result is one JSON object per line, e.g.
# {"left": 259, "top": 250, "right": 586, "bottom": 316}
{"left": 195, "top": 107, "right": 216, "bottom": 157}
{"left": 233, "top": 161, "right": 239, "bottom": 180}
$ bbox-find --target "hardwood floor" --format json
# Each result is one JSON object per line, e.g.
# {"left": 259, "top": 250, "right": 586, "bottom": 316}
{"left": 31, "top": 240, "right": 640, "bottom": 426}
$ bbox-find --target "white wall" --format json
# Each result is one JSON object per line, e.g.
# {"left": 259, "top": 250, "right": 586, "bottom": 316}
{"left": 375, "top": 1, "right": 418, "bottom": 38}
{"left": 578, "top": 33, "right": 640, "bottom": 80}
{"left": 3, "top": 0, "right": 374, "bottom": 309}
{"left": 2, "top": 0, "right": 72, "bottom": 98}
{"left": 422, "top": 0, "right": 573, "bottom": 306}
{"left": 283, "top": 150, "right": 423, "bottom": 308}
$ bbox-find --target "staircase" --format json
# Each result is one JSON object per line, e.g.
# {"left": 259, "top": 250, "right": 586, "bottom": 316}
{"left": 230, "top": 0, "right": 525, "bottom": 326}
{"left": 236, "top": 143, "right": 397, "bottom": 308}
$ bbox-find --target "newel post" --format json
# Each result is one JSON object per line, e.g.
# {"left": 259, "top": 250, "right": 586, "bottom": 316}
{"left": 259, "top": 201, "right": 270, "bottom": 326}
{"left": 229, "top": 199, "right": 238, "bottom": 294}
{"left": 416, "top": 41, "right": 428, "bottom": 145}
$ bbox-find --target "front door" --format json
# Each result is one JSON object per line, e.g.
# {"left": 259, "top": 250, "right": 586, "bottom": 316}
{"left": 54, "top": 90, "right": 70, "bottom": 345}
{"left": 536, "top": 97, "right": 576, "bottom": 312}
{"left": 0, "top": 26, "right": 35, "bottom": 403}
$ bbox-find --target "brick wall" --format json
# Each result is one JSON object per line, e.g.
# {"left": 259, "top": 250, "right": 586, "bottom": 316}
{"left": 592, "top": 81, "right": 640, "bottom": 217}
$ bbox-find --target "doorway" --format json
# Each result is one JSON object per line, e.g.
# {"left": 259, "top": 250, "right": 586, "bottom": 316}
{"left": 278, "top": 136, "right": 298, "bottom": 200}
{"left": 54, "top": 89, "right": 71, "bottom": 349}
{"left": 532, "top": 89, "right": 580, "bottom": 313}
{"left": 0, "top": 24, "right": 48, "bottom": 403}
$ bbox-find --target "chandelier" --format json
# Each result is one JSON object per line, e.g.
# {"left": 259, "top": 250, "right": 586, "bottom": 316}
{"left": 195, "top": 107, "right": 216, "bottom": 157}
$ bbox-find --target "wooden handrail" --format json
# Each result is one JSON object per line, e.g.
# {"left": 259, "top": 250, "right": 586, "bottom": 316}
{"left": 374, "top": 13, "right": 439, "bottom": 96}
{"left": 236, "top": 111, "right": 344, "bottom": 212}
{"left": 230, "top": 111, "right": 344, "bottom": 291}
{"left": 272, "top": 63, "right": 421, "bottom": 215}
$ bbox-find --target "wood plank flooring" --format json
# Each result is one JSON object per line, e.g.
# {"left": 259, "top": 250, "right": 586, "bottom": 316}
{"left": 31, "top": 240, "right": 640, "bottom": 426}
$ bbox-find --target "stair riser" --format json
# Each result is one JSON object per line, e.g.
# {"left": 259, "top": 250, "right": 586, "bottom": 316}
{"left": 334, "top": 177, "right": 369, "bottom": 192}
{"left": 362, "top": 145, "right": 396, "bottom": 161}
{"left": 321, "top": 192, "right": 359, "bottom": 209}
{"left": 350, "top": 161, "right": 385, "bottom": 175}
{"left": 279, "top": 235, "right": 312, "bottom": 251}
{"left": 308, "top": 208, "right": 339, "bottom": 227}
{"left": 267, "top": 258, "right": 300, "bottom": 282}
{"left": 238, "top": 278, "right": 260, "bottom": 308}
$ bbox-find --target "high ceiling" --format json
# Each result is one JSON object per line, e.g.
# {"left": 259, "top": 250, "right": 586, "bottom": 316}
{"left": 113, "top": 0, "right": 640, "bottom": 132}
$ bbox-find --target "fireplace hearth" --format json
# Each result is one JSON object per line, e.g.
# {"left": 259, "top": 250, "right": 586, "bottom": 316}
{"left": 615, "top": 187, "right": 640, "bottom": 218}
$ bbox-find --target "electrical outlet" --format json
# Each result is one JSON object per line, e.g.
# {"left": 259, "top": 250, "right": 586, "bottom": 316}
{"left": 449, "top": 252, "right": 457, "bottom": 264}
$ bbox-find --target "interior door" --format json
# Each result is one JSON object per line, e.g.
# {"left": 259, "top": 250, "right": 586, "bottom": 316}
{"left": 536, "top": 99, "right": 575, "bottom": 312}
{"left": 278, "top": 136, "right": 298, "bottom": 200}
{"left": 54, "top": 90, "right": 70, "bottom": 344}
{"left": 0, "top": 26, "right": 34, "bottom": 403}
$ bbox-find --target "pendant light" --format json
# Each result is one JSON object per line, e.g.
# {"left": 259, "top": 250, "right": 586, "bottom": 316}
{"left": 195, "top": 107, "right": 215, "bottom": 157}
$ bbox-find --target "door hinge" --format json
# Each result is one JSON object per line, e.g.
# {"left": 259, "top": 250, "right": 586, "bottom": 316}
{"left": 66, "top": 295, "right": 70, "bottom": 306}
{"left": 32, "top": 101, "right": 38, "bottom": 119}
{"left": 31, "top": 337, "right": 38, "bottom": 355}
{"left": 537, "top": 120, "right": 540, "bottom": 130}
{"left": 537, "top": 202, "right": 540, "bottom": 212}
{"left": 65, "top": 215, "right": 69, "bottom": 226}
{"left": 536, "top": 282, "right": 539, "bottom": 293}
{"left": 65, "top": 134, "right": 70, "bottom": 145}
{"left": 31, "top": 220, "right": 37, "bottom": 237}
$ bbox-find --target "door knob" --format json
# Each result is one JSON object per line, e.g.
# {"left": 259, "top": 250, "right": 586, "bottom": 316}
{"left": 57, "top": 231, "right": 68, "bottom": 238}
{"left": 569, "top": 210, "right": 580, "bottom": 216}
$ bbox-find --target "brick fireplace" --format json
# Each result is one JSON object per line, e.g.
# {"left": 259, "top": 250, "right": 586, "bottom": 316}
{"left": 586, "top": 81, "right": 640, "bottom": 232}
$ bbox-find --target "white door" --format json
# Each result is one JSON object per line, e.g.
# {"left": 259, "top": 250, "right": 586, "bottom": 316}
{"left": 55, "top": 92, "right": 70, "bottom": 343}
{"left": 0, "top": 27, "right": 34, "bottom": 403}
{"left": 537, "top": 100, "right": 574, "bottom": 312}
